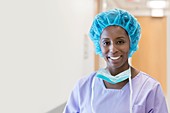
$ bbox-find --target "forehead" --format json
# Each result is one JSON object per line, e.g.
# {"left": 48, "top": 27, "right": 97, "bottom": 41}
{"left": 101, "top": 26, "right": 129, "bottom": 39}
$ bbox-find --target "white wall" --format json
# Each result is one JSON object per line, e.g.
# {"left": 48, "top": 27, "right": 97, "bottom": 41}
{"left": 0, "top": 0, "right": 95, "bottom": 113}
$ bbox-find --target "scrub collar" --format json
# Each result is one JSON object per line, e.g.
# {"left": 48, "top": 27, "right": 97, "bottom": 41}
{"left": 91, "top": 68, "right": 133, "bottom": 113}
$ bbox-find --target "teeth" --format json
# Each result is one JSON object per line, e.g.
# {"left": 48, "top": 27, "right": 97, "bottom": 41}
{"left": 110, "top": 56, "right": 120, "bottom": 60}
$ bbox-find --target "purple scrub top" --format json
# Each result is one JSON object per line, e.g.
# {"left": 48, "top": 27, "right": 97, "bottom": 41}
{"left": 63, "top": 71, "right": 168, "bottom": 113}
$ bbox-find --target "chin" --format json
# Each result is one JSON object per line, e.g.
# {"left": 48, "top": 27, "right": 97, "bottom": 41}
{"left": 107, "top": 61, "right": 129, "bottom": 70}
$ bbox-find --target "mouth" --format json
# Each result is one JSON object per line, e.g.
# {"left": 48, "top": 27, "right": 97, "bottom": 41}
{"left": 109, "top": 56, "right": 121, "bottom": 60}
{"left": 107, "top": 55, "right": 122, "bottom": 64}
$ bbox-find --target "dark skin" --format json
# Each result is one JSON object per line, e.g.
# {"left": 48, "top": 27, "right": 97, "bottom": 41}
{"left": 100, "top": 26, "right": 140, "bottom": 89}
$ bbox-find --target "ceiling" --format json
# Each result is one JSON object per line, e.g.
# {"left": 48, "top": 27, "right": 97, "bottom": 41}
{"left": 101, "top": 0, "right": 170, "bottom": 16}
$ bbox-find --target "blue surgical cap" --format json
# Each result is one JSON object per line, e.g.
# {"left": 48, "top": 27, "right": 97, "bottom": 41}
{"left": 89, "top": 8, "right": 141, "bottom": 57}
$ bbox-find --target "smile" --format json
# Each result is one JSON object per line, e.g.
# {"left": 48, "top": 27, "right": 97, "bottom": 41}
{"left": 109, "top": 56, "right": 121, "bottom": 60}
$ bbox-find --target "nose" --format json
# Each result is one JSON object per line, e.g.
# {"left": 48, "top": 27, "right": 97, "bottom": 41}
{"left": 109, "top": 43, "right": 118, "bottom": 53}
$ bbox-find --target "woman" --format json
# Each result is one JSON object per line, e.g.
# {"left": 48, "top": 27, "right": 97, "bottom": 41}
{"left": 63, "top": 8, "right": 168, "bottom": 113}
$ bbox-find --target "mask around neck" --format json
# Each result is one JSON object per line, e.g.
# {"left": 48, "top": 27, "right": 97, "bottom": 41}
{"left": 96, "top": 67, "right": 131, "bottom": 84}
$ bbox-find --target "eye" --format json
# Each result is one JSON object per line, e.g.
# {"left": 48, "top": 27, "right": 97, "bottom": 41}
{"left": 102, "top": 41, "right": 110, "bottom": 46}
{"left": 116, "top": 40, "right": 125, "bottom": 45}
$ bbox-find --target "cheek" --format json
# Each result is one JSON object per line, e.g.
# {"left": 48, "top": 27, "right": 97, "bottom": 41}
{"left": 100, "top": 46, "right": 108, "bottom": 55}
{"left": 122, "top": 44, "right": 130, "bottom": 53}
{"left": 124, "top": 49, "right": 130, "bottom": 55}
{"left": 125, "top": 47, "right": 130, "bottom": 52}
{"left": 100, "top": 43, "right": 105, "bottom": 54}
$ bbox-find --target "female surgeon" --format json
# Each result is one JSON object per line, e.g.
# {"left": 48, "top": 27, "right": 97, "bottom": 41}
{"left": 63, "top": 8, "right": 168, "bottom": 113}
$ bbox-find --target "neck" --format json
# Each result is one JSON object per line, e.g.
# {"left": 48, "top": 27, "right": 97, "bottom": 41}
{"left": 107, "top": 65, "right": 130, "bottom": 76}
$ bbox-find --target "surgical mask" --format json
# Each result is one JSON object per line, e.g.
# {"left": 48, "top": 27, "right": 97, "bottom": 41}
{"left": 96, "top": 68, "right": 131, "bottom": 84}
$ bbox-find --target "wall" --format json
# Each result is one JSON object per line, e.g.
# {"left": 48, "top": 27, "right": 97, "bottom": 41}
{"left": 167, "top": 16, "right": 170, "bottom": 110}
{"left": 0, "top": 0, "right": 95, "bottom": 113}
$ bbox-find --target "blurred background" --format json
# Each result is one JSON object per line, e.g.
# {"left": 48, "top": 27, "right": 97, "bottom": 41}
{"left": 0, "top": 0, "right": 169, "bottom": 113}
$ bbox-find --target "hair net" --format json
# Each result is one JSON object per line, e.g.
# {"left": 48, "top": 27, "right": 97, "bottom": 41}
{"left": 89, "top": 8, "right": 141, "bottom": 57}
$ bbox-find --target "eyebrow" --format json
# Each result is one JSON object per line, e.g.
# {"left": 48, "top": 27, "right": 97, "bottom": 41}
{"left": 116, "top": 37, "right": 126, "bottom": 40}
{"left": 100, "top": 38, "right": 110, "bottom": 41}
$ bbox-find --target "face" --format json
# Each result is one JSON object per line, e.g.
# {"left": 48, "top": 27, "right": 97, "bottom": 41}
{"left": 100, "top": 26, "right": 130, "bottom": 73}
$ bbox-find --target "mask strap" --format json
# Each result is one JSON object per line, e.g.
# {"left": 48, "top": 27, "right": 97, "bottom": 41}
{"left": 129, "top": 68, "right": 133, "bottom": 113}
{"left": 91, "top": 76, "right": 95, "bottom": 113}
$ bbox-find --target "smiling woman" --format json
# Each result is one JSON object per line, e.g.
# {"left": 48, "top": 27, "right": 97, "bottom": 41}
{"left": 63, "top": 8, "right": 168, "bottom": 113}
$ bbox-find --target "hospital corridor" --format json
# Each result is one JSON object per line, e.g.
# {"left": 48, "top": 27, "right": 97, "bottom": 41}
{"left": 0, "top": 0, "right": 170, "bottom": 113}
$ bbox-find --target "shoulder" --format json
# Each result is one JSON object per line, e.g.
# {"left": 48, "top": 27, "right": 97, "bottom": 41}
{"left": 76, "top": 72, "right": 96, "bottom": 89}
{"left": 70, "top": 72, "right": 97, "bottom": 93}
{"left": 139, "top": 71, "right": 160, "bottom": 86}
{"left": 140, "top": 72, "right": 165, "bottom": 96}
{"left": 134, "top": 71, "right": 161, "bottom": 91}
{"left": 133, "top": 71, "right": 164, "bottom": 99}
{"left": 132, "top": 67, "right": 159, "bottom": 86}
